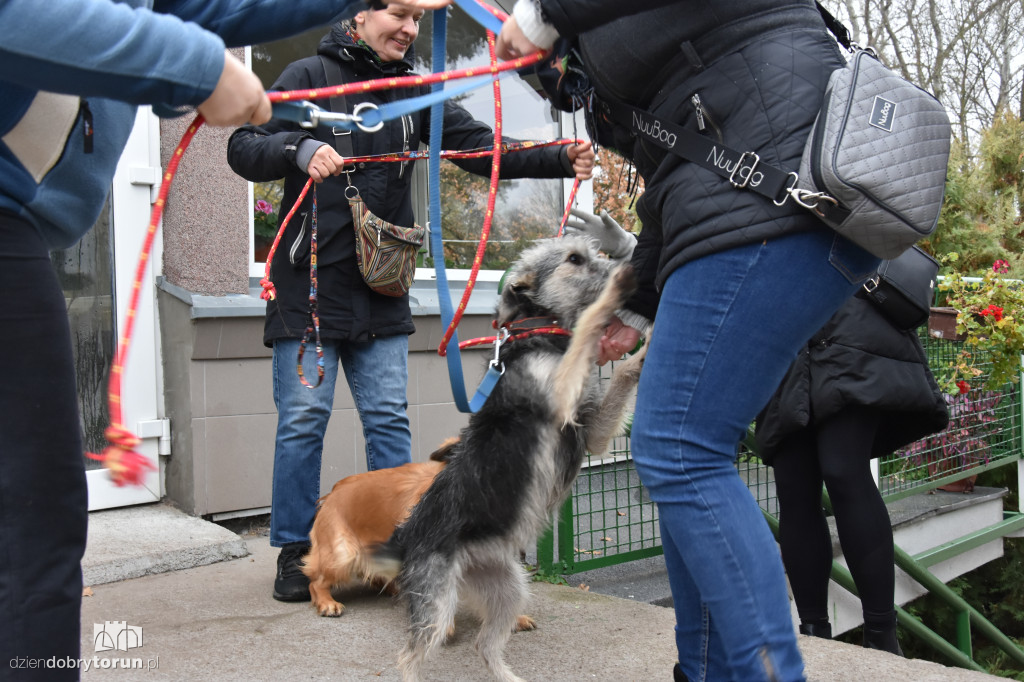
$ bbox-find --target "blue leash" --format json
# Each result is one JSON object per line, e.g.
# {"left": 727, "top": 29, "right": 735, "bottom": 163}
{"left": 428, "top": 7, "right": 506, "bottom": 413}
{"left": 275, "top": 3, "right": 512, "bottom": 413}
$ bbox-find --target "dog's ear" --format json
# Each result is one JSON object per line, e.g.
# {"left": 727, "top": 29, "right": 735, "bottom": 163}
{"left": 495, "top": 271, "right": 536, "bottom": 326}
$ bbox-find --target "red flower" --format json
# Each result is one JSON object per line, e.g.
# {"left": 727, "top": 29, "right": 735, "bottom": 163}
{"left": 993, "top": 259, "right": 1010, "bottom": 274}
{"left": 980, "top": 304, "right": 1004, "bottom": 321}
{"left": 957, "top": 380, "right": 970, "bottom": 394}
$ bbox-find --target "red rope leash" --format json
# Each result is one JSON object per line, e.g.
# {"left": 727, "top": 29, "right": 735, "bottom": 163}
{"left": 458, "top": 326, "right": 571, "bottom": 349}
{"left": 557, "top": 177, "right": 582, "bottom": 236}
{"left": 90, "top": 8, "right": 567, "bottom": 485}
{"left": 437, "top": 30, "right": 503, "bottom": 356}
{"left": 265, "top": 49, "right": 545, "bottom": 108}
{"left": 260, "top": 177, "right": 313, "bottom": 302}
{"left": 85, "top": 115, "right": 205, "bottom": 486}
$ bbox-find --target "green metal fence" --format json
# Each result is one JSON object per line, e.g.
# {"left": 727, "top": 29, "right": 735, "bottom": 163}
{"left": 536, "top": 333, "right": 1023, "bottom": 576}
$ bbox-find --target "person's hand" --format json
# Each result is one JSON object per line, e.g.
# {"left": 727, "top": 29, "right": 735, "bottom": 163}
{"left": 306, "top": 145, "right": 346, "bottom": 183}
{"left": 495, "top": 15, "right": 542, "bottom": 60}
{"left": 198, "top": 50, "right": 271, "bottom": 126}
{"left": 567, "top": 141, "right": 595, "bottom": 180}
{"left": 597, "top": 317, "right": 642, "bottom": 366}
{"left": 564, "top": 208, "right": 637, "bottom": 260}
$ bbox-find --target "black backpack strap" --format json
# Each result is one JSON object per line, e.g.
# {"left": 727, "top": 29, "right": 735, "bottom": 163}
{"left": 816, "top": 1, "right": 853, "bottom": 50}
{"left": 319, "top": 55, "right": 354, "bottom": 160}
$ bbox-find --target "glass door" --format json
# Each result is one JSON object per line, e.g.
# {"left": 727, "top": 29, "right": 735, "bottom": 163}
{"left": 50, "top": 106, "right": 164, "bottom": 510}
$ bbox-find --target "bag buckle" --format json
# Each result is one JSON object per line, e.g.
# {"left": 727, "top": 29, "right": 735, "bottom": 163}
{"left": 773, "top": 172, "right": 800, "bottom": 206}
{"left": 862, "top": 276, "right": 880, "bottom": 293}
{"left": 788, "top": 187, "right": 840, "bottom": 216}
{"left": 729, "top": 151, "right": 761, "bottom": 188}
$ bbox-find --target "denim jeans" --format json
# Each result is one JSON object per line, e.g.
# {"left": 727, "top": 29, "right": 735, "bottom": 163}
{"left": 269, "top": 334, "right": 412, "bottom": 547}
{"left": 630, "top": 230, "right": 879, "bottom": 681}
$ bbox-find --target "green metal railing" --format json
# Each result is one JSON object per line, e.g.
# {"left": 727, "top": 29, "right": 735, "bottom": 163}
{"left": 535, "top": 333, "right": 1024, "bottom": 670}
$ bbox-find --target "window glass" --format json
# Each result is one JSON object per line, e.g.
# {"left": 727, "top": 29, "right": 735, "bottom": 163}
{"left": 248, "top": 9, "right": 563, "bottom": 271}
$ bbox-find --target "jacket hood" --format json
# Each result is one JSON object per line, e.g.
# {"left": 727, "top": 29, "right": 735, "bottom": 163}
{"left": 317, "top": 20, "right": 416, "bottom": 74}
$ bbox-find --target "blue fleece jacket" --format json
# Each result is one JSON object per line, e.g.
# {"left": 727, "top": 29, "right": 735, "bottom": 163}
{"left": 0, "top": 0, "right": 358, "bottom": 249}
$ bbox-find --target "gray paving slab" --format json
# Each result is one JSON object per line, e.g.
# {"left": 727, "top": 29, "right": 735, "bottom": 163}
{"left": 77, "top": 508, "right": 1003, "bottom": 681}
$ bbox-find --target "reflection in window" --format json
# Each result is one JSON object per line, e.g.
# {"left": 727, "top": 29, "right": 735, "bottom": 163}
{"left": 51, "top": 196, "right": 115, "bottom": 467}
{"left": 248, "top": 8, "right": 563, "bottom": 271}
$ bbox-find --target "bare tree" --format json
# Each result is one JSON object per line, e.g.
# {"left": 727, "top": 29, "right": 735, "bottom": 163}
{"left": 830, "top": 0, "right": 1024, "bottom": 143}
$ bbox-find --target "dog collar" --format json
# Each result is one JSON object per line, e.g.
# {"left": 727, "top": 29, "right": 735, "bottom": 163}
{"left": 498, "top": 316, "right": 564, "bottom": 334}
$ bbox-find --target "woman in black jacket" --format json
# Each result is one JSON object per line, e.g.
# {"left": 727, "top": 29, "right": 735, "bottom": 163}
{"left": 496, "top": 2, "right": 885, "bottom": 680}
{"left": 227, "top": 3, "right": 593, "bottom": 604}
{"left": 756, "top": 292, "right": 949, "bottom": 656}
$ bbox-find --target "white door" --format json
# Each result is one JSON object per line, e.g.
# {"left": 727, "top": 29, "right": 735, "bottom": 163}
{"left": 53, "top": 106, "right": 165, "bottom": 510}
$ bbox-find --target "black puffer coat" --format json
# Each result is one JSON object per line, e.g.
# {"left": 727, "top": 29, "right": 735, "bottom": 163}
{"left": 227, "top": 25, "right": 575, "bottom": 346}
{"left": 755, "top": 293, "right": 950, "bottom": 464}
{"left": 537, "top": 0, "right": 853, "bottom": 320}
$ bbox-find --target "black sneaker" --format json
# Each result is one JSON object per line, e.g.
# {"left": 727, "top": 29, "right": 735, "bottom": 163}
{"left": 273, "top": 543, "right": 311, "bottom": 602}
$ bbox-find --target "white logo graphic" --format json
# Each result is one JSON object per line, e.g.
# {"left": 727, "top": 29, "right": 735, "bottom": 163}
{"left": 94, "top": 621, "right": 144, "bottom": 652}
{"left": 869, "top": 95, "right": 897, "bottom": 132}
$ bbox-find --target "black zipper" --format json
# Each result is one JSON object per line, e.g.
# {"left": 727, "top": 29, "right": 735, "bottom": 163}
{"left": 81, "top": 100, "right": 94, "bottom": 154}
{"left": 690, "top": 93, "right": 723, "bottom": 143}
{"left": 809, "top": 87, "right": 832, "bottom": 191}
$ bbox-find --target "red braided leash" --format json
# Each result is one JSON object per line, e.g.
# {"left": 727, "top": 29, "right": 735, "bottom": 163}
{"left": 85, "top": 115, "right": 205, "bottom": 486}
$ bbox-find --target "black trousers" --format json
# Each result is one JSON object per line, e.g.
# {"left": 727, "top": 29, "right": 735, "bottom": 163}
{"left": 772, "top": 405, "right": 897, "bottom": 630}
{"left": 0, "top": 212, "right": 87, "bottom": 680}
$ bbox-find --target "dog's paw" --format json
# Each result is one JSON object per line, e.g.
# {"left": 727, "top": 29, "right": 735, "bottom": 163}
{"left": 609, "top": 264, "right": 637, "bottom": 302}
{"left": 513, "top": 614, "right": 537, "bottom": 632}
{"left": 314, "top": 600, "right": 345, "bottom": 617}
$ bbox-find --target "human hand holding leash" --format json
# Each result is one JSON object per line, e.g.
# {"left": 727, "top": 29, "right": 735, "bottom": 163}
{"left": 565, "top": 208, "right": 637, "bottom": 260}
{"left": 306, "top": 145, "right": 346, "bottom": 183}
{"left": 198, "top": 50, "right": 271, "bottom": 126}
{"left": 567, "top": 141, "right": 595, "bottom": 180}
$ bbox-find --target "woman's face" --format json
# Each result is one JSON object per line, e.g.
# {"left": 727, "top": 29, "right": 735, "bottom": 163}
{"left": 354, "top": 6, "right": 423, "bottom": 62}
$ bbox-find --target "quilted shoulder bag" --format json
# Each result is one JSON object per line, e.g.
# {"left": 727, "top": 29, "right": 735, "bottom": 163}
{"left": 348, "top": 186, "right": 426, "bottom": 297}
{"left": 594, "top": 3, "right": 951, "bottom": 261}
{"left": 794, "top": 46, "right": 952, "bottom": 259}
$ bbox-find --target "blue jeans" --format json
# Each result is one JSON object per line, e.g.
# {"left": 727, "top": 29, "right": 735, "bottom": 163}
{"left": 631, "top": 230, "right": 878, "bottom": 681}
{"left": 269, "top": 335, "right": 412, "bottom": 547}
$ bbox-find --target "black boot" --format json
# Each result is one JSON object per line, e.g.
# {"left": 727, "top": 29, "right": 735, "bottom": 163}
{"left": 672, "top": 663, "right": 689, "bottom": 682}
{"left": 863, "top": 626, "right": 904, "bottom": 657}
{"left": 273, "top": 542, "right": 311, "bottom": 602}
{"left": 798, "top": 621, "right": 832, "bottom": 639}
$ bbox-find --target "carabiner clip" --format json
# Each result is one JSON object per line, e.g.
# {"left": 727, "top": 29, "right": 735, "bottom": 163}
{"left": 490, "top": 327, "right": 509, "bottom": 374}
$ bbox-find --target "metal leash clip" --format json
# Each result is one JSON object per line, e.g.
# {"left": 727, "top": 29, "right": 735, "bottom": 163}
{"left": 271, "top": 101, "right": 383, "bottom": 133}
{"left": 490, "top": 327, "right": 509, "bottom": 375}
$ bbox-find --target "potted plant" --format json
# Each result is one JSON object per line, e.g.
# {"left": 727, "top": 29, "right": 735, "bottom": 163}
{"left": 253, "top": 198, "right": 278, "bottom": 262}
{"left": 933, "top": 254, "right": 1024, "bottom": 394}
{"left": 902, "top": 388, "right": 1001, "bottom": 493}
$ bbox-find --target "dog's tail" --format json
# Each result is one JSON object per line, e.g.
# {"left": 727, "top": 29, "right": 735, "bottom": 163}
{"left": 365, "top": 533, "right": 403, "bottom": 582}
{"left": 428, "top": 436, "right": 459, "bottom": 463}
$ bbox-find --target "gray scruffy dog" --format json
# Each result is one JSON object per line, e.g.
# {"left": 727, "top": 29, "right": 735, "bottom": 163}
{"left": 372, "top": 235, "right": 647, "bottom": 682}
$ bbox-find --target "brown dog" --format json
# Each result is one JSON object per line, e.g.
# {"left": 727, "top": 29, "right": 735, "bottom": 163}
{"left": 303, "top": 438, "right": 535, "bottom": 633}
{"left": 301, "top": 439, "right": 456, "bottom": 617}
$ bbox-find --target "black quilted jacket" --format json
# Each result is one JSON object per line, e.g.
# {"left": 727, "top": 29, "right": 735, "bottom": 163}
{"left": 754, "top": 293, "right": 949, "bottom": 464}
{"left": 538, "top": 0, "right": 845, "bottom": 320}
{"left": 227, "top": 25, "right": 574, "bottom": 346}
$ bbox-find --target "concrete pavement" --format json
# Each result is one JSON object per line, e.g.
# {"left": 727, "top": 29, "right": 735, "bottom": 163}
{"left": 78, "top": 503, "right": 1003, "bottom": 681}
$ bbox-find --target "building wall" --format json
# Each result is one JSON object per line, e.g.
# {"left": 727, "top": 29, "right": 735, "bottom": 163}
{"left": 157, "top": 279, "right": 495, "bottom": 517}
